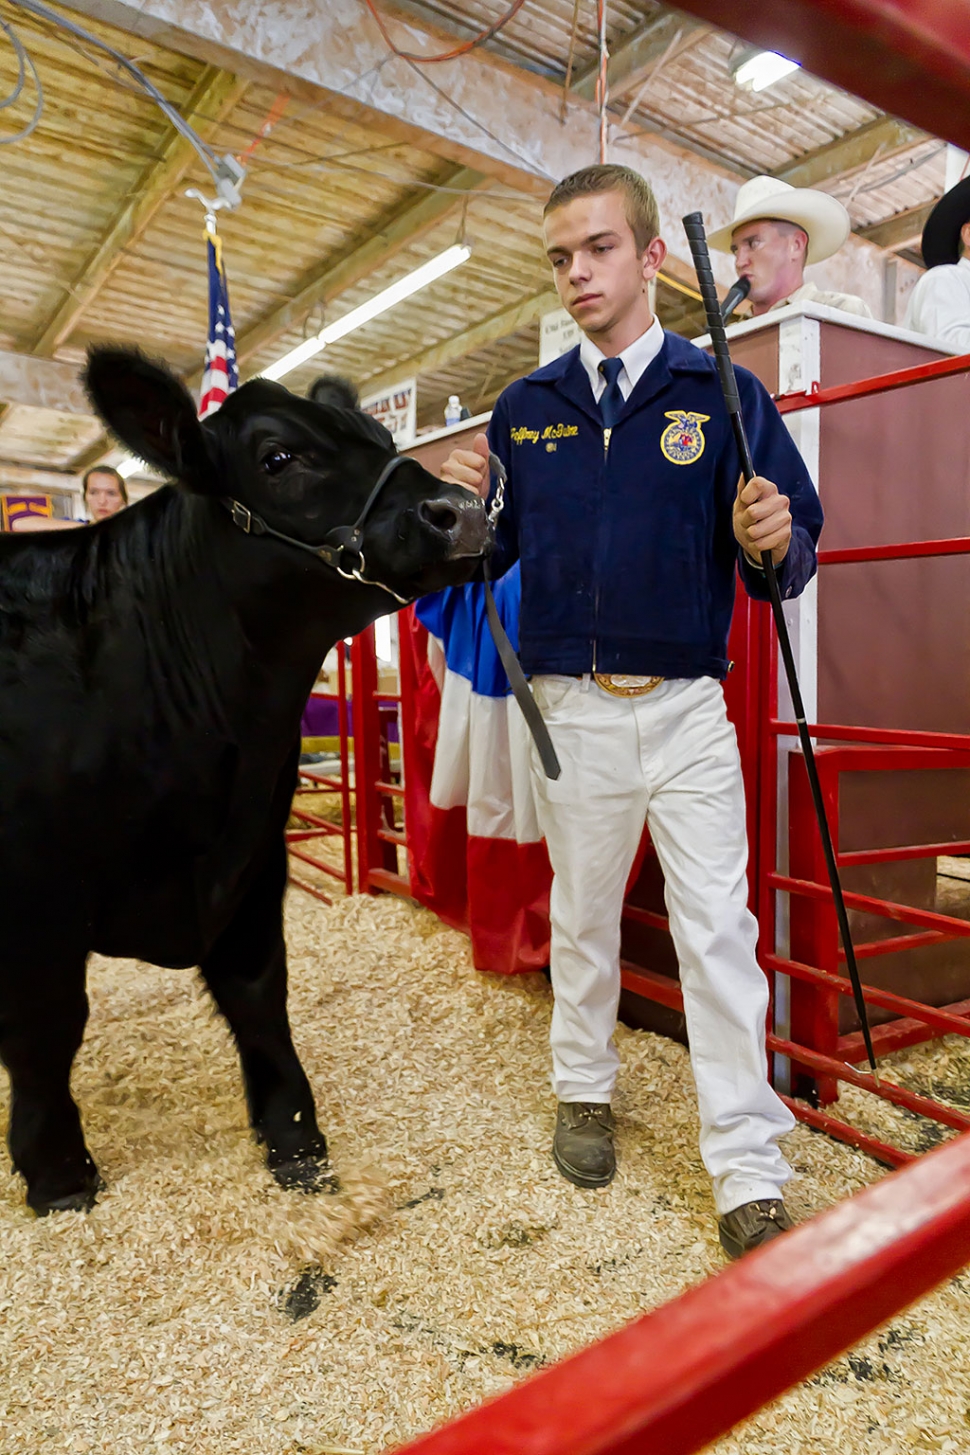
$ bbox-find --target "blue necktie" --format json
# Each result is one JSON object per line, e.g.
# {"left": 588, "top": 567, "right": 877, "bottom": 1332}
{"left": 598, "top": 356, "right": 625, "bottom": 428}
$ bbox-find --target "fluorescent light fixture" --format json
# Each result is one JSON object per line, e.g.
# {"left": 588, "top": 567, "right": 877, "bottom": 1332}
{"left": 261, "top": 243, "right": 473, "bottom": 382}
{"left": 733, "top": 50, "right": 799, "bottom": 92}
{"left": 110, "top": 245, "right": 471, "bottom": 477}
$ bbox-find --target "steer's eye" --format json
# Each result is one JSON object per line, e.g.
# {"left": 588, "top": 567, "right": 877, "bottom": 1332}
{"left": 261, "top": 449, "right": 294, "bottom": 475}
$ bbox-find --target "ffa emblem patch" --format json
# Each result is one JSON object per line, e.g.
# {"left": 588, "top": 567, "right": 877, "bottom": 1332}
{"left": 660, "top": 411, "right": 710, "bottom": 465}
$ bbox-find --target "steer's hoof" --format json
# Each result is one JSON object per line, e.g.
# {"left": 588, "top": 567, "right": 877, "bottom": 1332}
{"left": 32, "top": 1173, "right": 105, "bottom": 1218}
{"left": 271, "top": 1156, "right": 340, "bottom": 1195}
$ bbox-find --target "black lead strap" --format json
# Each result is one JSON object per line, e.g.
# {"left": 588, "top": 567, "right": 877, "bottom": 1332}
{"left": 484, "top": 453, "right": 561, "bottom": 781}
{"left": 682, "top": 209, "right": 879, "bottom": 1082}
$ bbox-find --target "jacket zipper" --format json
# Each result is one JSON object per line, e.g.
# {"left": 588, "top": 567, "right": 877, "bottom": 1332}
{"left": 593, "top": 426, "right": 612, "bottom": 673}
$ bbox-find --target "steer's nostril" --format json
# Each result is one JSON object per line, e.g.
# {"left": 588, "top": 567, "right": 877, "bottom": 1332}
{"left": 419, "top": 499, "right": 459, "bottom": 535}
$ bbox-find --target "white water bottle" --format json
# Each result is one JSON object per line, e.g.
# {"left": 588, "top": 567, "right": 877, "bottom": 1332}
{"left": 444, "top": 394, "right": 462, "bottom": 426}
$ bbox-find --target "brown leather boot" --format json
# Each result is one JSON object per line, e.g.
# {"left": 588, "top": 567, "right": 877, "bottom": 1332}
{"left": 552, "top": 1102, "right": 616, "bottom": 1188}
{"left": 718, "top": 1199, "right": 793, "bottom": 1259}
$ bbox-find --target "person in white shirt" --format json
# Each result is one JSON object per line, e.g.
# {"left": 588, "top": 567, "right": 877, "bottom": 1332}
{"left": 710, "top": 175, "right": 872, "bottom": 320}
{"left": 905, "top": 177, "right": 970, "bottom": 352}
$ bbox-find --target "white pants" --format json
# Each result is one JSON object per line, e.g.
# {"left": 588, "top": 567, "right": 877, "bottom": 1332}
{"left": 529, "top": 674, "right": 794, "bottom": 1216}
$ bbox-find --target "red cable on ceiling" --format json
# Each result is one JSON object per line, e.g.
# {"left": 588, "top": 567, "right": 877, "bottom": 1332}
{"left": 362, "top": 0, "right": 529, "bottom": 64}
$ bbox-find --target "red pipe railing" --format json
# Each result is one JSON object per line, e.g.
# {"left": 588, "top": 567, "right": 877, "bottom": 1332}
{"left": 775, "top": 350, "right": 970, "bottom": 414}
{"left": 353, "top": 625, "right": 411, "bottom": 897}
{"left": 287, "top": 642, "right": 355, "bottom": 904}
{"left": 391, "top": 1131, "right": 970, "bottom": 1455}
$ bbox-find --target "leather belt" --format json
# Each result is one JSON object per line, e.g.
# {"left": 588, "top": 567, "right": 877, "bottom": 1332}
{"left": 566, "top": 673, "right": 665, "bottom": 697}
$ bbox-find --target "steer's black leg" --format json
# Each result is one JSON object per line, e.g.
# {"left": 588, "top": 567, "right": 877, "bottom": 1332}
{"left": 200, "top": 839, "right": 334, "bottom": 1192}
{"left": 0, "top": 964, "right": 103, "bottom": 1215}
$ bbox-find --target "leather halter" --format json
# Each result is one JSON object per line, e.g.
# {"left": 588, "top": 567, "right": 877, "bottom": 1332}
{"left": 220, "top": 453, "right": 413, "bottom": 605}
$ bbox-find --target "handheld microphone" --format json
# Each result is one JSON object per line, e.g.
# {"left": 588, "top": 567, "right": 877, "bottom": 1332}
{"left": 720, "top": 276, "right": 750, "bottom": 322}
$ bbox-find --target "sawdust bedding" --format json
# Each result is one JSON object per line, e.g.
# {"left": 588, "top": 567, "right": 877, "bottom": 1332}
{"left": 2, "top": 892, "right": 970, "bottom": 1455}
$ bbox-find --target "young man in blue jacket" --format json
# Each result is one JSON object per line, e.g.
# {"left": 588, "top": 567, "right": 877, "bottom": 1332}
{"left": 441, "top": 164, "right": 822, "bottom": 1259}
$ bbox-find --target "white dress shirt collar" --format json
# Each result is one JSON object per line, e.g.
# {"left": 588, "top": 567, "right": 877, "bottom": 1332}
{"left": 579, "top": 315, "right": 665, "bottom": 402}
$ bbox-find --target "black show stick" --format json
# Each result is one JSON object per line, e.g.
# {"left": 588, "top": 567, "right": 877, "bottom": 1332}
{"left": 682, "top": 210, "right": 879, "bottom": 1081}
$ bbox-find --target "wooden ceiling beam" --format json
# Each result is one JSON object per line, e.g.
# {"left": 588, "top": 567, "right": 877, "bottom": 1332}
{"left": 775, "top": 117, "right": 927, "bottom": 190}
{"left": 70, "top": 165, "right": 493, "bottom": 470}
{"left": 0, "top": 349, "right": 91, "bottom": 414}
{"left": 57, "top": 0, "right": 742, "bottom": 276}
{"left": 358, "top": 289, "right": 558, "bottom": 397}
{"left": 571, "top": 12, "right": 705, "bottom": 101}
{"left": 858, "top": 201, "right": 933, "bottom": 252}
{"left": 0, "top": 461, "right": 81, "bottom": 490}
{"left": 31, "top": 64, "right": 247, "bottom": 357}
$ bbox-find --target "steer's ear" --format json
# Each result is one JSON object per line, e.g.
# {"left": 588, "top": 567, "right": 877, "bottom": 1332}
{"left": 83, "top": 348, "right": 213, "bottom": 490}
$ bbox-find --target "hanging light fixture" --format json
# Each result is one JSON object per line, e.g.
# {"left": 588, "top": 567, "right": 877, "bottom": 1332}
{"left": 261, "top": 243, "right": 473, "bottom": 382}
{"left": 732, "top": 49, "right": 800, "bottom": 93}
{"left": 113, "top": 243, "right": 473, "bottom": 479}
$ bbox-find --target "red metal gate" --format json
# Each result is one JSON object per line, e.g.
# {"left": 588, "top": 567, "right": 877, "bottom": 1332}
{"left": 286, "top": 641, "right": 354, "bottom": 903}
{"left": 759, "top": 355, "right": 970, "bottom": 1163}
{"left": 287, "top": 626, "right": 409, "bottom": 904}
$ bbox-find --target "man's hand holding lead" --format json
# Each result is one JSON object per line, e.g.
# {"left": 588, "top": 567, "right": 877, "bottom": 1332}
{"left": 440, "top": 432, "right": 490, "bottom": 501}
{"left": 733, "top": 474, "right": 792, "bottom": 568}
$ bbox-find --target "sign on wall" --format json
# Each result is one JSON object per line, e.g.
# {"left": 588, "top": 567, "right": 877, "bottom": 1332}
{"left": 360, "top": 378, "right": 417, "bottom": 448}
{"left": 539, "top": 307, "right": 581, "bottom": 366}
{"left": 1, "top": 494, "right": 53, "bottom": 531}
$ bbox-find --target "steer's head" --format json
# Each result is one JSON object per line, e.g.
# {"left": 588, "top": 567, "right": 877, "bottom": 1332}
{"left": 83, "top": 349, "right": 489, "bottom": 599}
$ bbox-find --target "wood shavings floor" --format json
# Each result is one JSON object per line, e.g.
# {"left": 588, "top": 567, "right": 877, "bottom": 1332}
{"left": 2, "top": 892, "right": 969, "bottom": 1455}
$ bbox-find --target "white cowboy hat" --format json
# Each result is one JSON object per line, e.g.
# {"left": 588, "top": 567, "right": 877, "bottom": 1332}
{"left": 708, "top": 175, "right": 851, "bottom": 265}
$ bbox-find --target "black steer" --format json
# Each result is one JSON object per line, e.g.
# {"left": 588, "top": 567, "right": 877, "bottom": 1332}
{"left": 0, "top": 348, "right": 487, "bottom": 1216}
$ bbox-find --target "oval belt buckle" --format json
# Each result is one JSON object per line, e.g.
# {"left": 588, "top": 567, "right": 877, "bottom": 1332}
{"left": 593, "top": 673, "right": 665, "bottom": 698}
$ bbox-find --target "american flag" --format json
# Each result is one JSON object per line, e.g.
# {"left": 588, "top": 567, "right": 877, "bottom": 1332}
{"left": 198, "top": 229, "right": 238, "bottom": 420}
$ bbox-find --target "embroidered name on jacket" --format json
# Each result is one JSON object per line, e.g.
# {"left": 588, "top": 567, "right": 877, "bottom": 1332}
{"left": 511, "top": 423, "right": 578, "bottom": 445}
{"left": 660, "top": 410, "right": 710, "bottom": 465}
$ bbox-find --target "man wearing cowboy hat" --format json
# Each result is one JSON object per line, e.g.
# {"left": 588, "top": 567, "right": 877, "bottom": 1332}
{"left": 711, "top": 175, "right": 872, "bottom": 319}
{"left": 905, "top": 177, "right": 970, "bottom": 350}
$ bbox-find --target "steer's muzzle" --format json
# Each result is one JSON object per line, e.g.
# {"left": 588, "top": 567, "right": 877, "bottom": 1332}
{"left": 419, "top": 488, "right": 488, "bottom": 559}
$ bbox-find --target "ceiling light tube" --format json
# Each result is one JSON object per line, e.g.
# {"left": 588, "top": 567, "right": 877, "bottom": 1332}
{"left": 733, "top": 50, "right": 799, "bottom": 92}
{"left": 261, "top": 243, "right": 473, "bottom": 382}
{"left": 111, "top": 245, "right": 473, "bottom": 479}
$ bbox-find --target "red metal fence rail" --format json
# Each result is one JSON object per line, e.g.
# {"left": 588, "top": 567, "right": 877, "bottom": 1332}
{"left": 756, "top": 352, "right": 970, "bottom": 1158}
{"left": 286, "top": 642, "right": 355, "bottom": 904}
{"left": 613, "top": 348, "right": 970, "bottom": 1164}
{"left": 390, "top": 1130, "right": 970, "bottom": 1455}
{"left": 353, "top": 625, "right": 410, "bottom": 898}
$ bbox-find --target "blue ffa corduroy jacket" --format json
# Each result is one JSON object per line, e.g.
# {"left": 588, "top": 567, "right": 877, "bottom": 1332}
{"left": 486, "top": 329, "right": 823, "bottom": 680}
